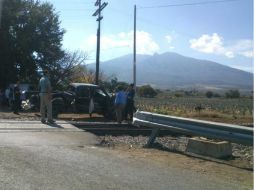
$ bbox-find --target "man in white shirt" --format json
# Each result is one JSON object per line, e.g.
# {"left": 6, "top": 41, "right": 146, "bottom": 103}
{"left": 39, "top": 70, "right": 54, "bottom": 124}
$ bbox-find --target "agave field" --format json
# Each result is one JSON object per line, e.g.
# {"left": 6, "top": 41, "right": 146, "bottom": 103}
{"left": 135, "top": 97, "right": 253, "bottom": 125}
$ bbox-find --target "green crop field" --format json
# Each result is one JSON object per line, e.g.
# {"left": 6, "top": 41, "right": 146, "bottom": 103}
{"left": 135, "top": 97, "right": 253, "bottom": 126}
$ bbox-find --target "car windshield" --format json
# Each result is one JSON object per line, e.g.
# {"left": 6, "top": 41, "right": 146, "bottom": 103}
{"left": 76, "top": 86, "right": 89, "bottom": 97}
{"left": 67, "top": 85, "right": 75, "bottom": 93}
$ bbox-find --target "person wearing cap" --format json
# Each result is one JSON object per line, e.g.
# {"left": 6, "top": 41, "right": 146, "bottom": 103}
{"left": 39, "top": 70, "right": 54, "bottom": 123}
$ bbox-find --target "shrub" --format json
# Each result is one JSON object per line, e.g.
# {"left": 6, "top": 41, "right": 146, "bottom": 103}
{"left": 225, "top": 90, "right": 240, "bottom": 98}
{"left": 205, "top": 91, "right": 213, "bottom": 98}
{"left": 137, "top": 85, "right": 157, "bottom": 98}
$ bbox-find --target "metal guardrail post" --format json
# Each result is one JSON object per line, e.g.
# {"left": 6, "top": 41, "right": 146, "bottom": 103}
{"left": 145, "top": 128, "right": 160, "bottom": 148}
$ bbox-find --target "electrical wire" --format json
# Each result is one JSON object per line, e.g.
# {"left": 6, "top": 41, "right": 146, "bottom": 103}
{"left": 138, "top": 0, "right": 244, "bottom": 9}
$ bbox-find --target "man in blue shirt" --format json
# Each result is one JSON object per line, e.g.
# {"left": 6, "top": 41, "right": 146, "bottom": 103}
{"left": 114, "top": 85, "right": 127, "bottom": 123}
{"left": 39, "top": 70, "right": 54, "bottom": 123}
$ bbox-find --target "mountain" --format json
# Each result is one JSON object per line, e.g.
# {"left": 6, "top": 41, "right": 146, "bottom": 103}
{"left": 87, "top": 52, "right": 253, "bottom": 90}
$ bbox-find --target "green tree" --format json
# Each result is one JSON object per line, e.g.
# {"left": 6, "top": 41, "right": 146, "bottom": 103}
{"left": 0, "top": 0, "right": 65, "bottom": 88}
{"left": 225, "top": 90, "right": 240, "bottom": 98}
{"left": 138, "top": 85, "right": 157, "bottom": 98}
{"left": 205, "top": 91, "right": 213, "bottom": 98}
{"left": 213, "top": 93, "right": 221, "bottom": 98}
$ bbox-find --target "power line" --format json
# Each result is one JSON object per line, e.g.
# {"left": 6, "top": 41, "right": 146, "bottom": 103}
{"left": 138, "top": 0, "right": 243, "bottom": 9}
{"left": 45, "top": 0, "right": 94, "bottom": 3}
{"left": 57, "top": 9, "right": 94, "bottom": 11}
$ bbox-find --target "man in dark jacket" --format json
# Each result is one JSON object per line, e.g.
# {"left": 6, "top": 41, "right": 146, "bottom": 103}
{"left": 125, "top": 83, "right": 135, "bottom": 121}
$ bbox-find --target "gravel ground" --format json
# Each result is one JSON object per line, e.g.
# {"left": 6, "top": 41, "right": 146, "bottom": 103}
{"left": 97, "top": 135, "right": 253, "bottom": 170}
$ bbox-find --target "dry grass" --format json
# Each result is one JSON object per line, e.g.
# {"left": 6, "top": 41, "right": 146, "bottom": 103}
{"left": 136, "top": 97, "right": 253, "bottom": 126}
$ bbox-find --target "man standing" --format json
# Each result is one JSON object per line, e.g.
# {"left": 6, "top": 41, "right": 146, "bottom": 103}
{"left": 13, "top": 81, "right": 21, "bottom": 114}
{"left": 125, "top": 83, "right": 135, "bottom": 121}
{"left": 39, "top": 70, "right": 54, "bottom": 124}
{"left": 4, "top": 86, "right": 10, "bottom": 106}
{"left": 114, "top": 86, "right": 127, "bottom": 123}
{"left": 89, "top": 90, "right": 94, "bottom": 118}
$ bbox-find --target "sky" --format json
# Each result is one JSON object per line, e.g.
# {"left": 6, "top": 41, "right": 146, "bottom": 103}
{"left": 43, "top": 0, "right": 253, "bottom": 73}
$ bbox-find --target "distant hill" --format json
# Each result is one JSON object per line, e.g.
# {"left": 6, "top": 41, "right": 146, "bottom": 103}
{"left": 87, "top": 52, "right": 253, "bottom": 90}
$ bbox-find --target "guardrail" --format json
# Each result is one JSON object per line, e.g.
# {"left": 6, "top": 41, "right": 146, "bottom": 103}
{"left": 133, "top": 111, "right": 253, "bottom": 147}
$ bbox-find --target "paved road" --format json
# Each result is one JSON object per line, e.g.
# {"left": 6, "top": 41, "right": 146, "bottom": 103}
{"left": 0, "top": 120, "right": 251, "bottom": 190}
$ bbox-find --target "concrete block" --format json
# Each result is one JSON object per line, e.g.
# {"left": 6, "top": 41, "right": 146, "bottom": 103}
{"left": 186, "top": 137, "right": 232, "bottom": 158}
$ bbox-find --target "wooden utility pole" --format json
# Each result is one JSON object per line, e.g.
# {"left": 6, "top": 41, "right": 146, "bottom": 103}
{"left": 93, "top": 0, "right": 108, "bottom": 85}
{"left": 0, "top": 0, "right": 3, "bottom": 28}
{"left": 133, "top": 5, "right": 136, "bottom": 90}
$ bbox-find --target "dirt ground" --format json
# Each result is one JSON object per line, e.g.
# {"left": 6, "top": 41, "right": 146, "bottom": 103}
{"left": 107, "top": 145, "right": 253, "bottom": 187}
{"left": 0, "top": 106, "right": 253, "bottom": 187}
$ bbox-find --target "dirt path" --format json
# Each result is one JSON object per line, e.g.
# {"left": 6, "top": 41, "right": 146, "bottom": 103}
{"left": 106, "top": 145, "right": 253, "bottom": 187}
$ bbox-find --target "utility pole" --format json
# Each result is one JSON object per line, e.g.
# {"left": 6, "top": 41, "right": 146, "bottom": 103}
{"left": 0, "top": 0, "right": 3, "bottom": 29}
{"left": 92, "top": 0, "right": 108, "bottom": 85}
{"left": 133, "top": 5, "right": 136, "bottom": 90}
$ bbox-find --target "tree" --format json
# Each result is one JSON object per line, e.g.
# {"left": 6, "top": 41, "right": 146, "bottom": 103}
{"left": 70, "top": 65, "right": 95, "bottom": 84}
{"left": 51, "top": 50, "right": 88, "bottom": 88}
{"left": 213, "top": 93, "right": 221, "bottom": 98}
{"left": 0, "top": 0, "right": 65, "bottom": 88}
{"left": 100, "top": 77, "right": 118, "bottom": 93}
{"left": 225, "top": 90, "right": 240, "bottom": 98}
{"left": 100, "top": 77, "right": 129, "bottom": 93}
{"left": 138, "top": 85, "right": 157, "bottom": 98}
{"left": 205, "top": 91, "right": 213, "bottom": 98}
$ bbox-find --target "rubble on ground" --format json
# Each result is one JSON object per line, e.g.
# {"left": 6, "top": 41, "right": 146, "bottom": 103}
{"left": 97, "top": 135, "right": 253, "bottom": 170}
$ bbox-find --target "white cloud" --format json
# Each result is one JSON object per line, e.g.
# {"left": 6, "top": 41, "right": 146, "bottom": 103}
{"left": 230, "top": 40, "right": 254, "bottom": 58}
{"left": 82, "top": 31, "right": 159, "bottom": 55}
{"left": 239, "top": 51, "right": 254, "bottom": 58}
{"left": 231, "top": 40, "right": 253, "bottom": 52}
{"left": 189, "top": 33, "right": 254, "bottom": 59}
{"left": 165, "top": 35, "right": 172, "bottom": 43}
{"left": 189, "top": 33, "right": 228, "bottom": 56}
{"left": 165, "top": 35, "right": 175, "bottom": 49}
{"left": 225, "top": 51, "right": 234, "bottom": 58}
{"left": 136, "top": 31, "right": 160, "bottom": 54}
{"left": 118, "top": 32, "right": 126, "bottom": 38}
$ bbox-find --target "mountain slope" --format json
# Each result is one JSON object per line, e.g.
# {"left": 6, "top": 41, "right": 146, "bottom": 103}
{"left": 87, "top": 52, "right": 253, "bottom": 89}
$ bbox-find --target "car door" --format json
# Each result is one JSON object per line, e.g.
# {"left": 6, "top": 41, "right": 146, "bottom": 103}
{"left": 63, "top": 85, "right": 76, "bottom": 110}
{"left": 93, "top": 87, "right": 109, "bottom": 114}
{"left": 75, "top": 86, "right": 90, "bottom": 112}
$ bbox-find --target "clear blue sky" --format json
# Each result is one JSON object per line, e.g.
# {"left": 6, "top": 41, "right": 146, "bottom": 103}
{"left": 44, "top": 0, "right": 253, "bottom": 72}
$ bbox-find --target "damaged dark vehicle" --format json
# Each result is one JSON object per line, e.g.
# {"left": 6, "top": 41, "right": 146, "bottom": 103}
{"left": 53, "top": 83, "right": 115, "bottom": 118}
{"left": 28, "top": 83, "right": 115, "bottom": 119}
